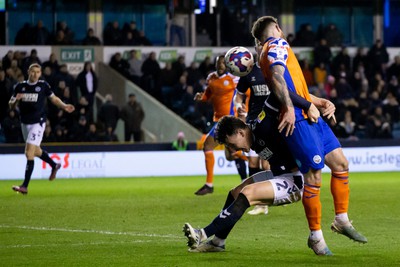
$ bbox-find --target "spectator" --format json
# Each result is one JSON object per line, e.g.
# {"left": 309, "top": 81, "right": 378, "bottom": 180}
{"left": 55, "top": 64, "right": 77, "bottom": 104}
{"left": 171, "top": 55, "right": 186, "bottom": 84}
{"left": 160, "top": 62, "right": 176, "bottom": 108}
{"left": 185, "top": 62, "right": 203, "bottom": 87}
{"left": 324, "top": 75, "right": 336, "bottom": 99}
{"left": 198, "top": 56, "right": 214, "bottom": 78}
{"left": 352, "top": 47, "right": 369, "bottom": 73}
{"left": 313, "top": 38, "right": 332, "bottom": 69}
{"left": 0, "top": 68, "right": 13, "bottom": 124}
{"left": 54, "top": 125, "right": 67, "bottom": 142}
{"left": 84, "top": 123, "right": 100, "bottom": 142}
{"left": 172, "top": 131, "right": 188, "bottom": 151}
{"left": 122, "top": 31, "right": 137, "bottom": 46}
{"left": 313, "top": 62, "right": 328, "bottom": 88}
{"left": 170, "top": 75, "right": 189, "bottom": 113}
{"left": 127, "top": 50, "right": 143, "bottom": 86}
{"left": 120, "top": 93, "right": 145, "bottom": 142}
{"left": 56, "top": 21, "right": 75, "bottom": 44}
{"left": 69, "top": 115, "right": 89, "bottom": 142}
{"left": 295, "top": 23, "right": 316, "bottom": 47}
{"left": 2, "top": 50, "right": 14, "bottom": 70}
{"left": 42, "top": 121, "right": 56, "bottom": 143}
{"left": 32, "top": 20, "right": 51, "bottom": 45}
{"left": 300, "top": 59, "right": 315, "bottom": 88}
{"left": 42, "top": 53, "right": 60, "bottom": 74}
{"left": 82, "top": 28, "right": 102, "bottom": 45}
{"left": 2, "top": 109, "right": 23, "bottom": 143}
{"left": 331, "top": 46, "right": 351, "bottom": 78}
{"left": 122, "top": 21, "right": 140, "bottom": 41}
{"left": 386, "top": 55, "right": 400, "bottom": 82}
{"left": 22, "top": 49, "right": 42, "bottom": 77}
{"left": 170, "top": 12, "right": 186, "bottom": 46}
{"left": 75, "top": 96, "right": 93, "bottom": 124}
{"left": 53, "top": 30, "right": 71, "bottom": 45}
{"left": 382, "top": 91, "right": 400, "bottom": 123}
{"left": 337, "top": 110, "right": 358, "bottom": 140}
{"left": 103, "top": 21, "right": 122, "bottom": 46}
{"left": 6, "top": 59, "right": 23, "bottom": 82}
{"left": 366, "top": 106, "right": 393, "bottom": 138}
{"left": 136, "top": 31, "right": 152, "bottom": 46}
{"left": 76, "top": 62, "right": 98, "bottom": 110}
{"left": 109, "top": 52, "right": 130, "bottom": 79}
{"left": 324, "top": 23, "right": 342, "bottom": 47}
{"left": 141, "top": 51, "right": 161, "bottom": 99}
{"left": 105, "top": 126, "right": 119, "bottom": 142}
{"left": 97, "top": 94, "right": 120, "bottom": 132}
{"left": 15, "top": 23, "right": 33, "bottom": 45}
{"left": 367, "top": 39, "right": 389, "bottom": 76}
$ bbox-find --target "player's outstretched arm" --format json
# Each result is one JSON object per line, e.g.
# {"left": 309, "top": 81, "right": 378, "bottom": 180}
{"left": 270, "top": 64, "right": 295, "bottom": 136}
{"left": 8, "top": 93, "right": 23, "bottom": 110}
{"left": 309, "top": 94, "right": 336, "bottom": 124}
{"left": 233, "top": 92, "right": 247, "bottom": 121}
{"left": 49, "top": 94, "right": 75, "bottom": 113}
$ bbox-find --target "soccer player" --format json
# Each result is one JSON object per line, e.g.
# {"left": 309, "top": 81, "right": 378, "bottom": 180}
{"left": 9, "top": 63, "right": 75, "bottom": 194}
{"left": 183, "top": 115, "right": 304, "bottom": 252}
{"left": 234, "top": 43, "right": 271, "bottom": 215}
{"left": 251, "top": 16, "right": 367, "bottom": 255}
{"left": 193, "top": 55, "right": 247, "bottom": 195}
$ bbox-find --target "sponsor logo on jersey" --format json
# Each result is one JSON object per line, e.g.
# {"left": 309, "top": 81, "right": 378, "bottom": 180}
{"left": 22, "top": 93, "right": 38, "bottom": 102}
{"left": 252, "top": 84, "right": 270, "bottom": 96}
{"left": 313, "top": 155, "right": 322, "bottom": 164}
{"left": 259, "top": 146, "right": 273, "bottom": 160}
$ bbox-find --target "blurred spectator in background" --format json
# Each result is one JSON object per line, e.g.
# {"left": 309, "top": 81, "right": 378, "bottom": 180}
{"left": 55, "top": 64, "right": 77, "bottom": 105}
{"left": 122, "top": 31, "right": 137, "bottom": 46}
{"left": 33, "top": 20, "right": 51, "bottom": 45}
{"left": 53, "top": 30, "right": 71, "bottom": 45}
{"left": 324, "top": 23, "right": 342, "bottom": 47}
{"left": 185, "top": 62, "right": 203, "bottom": 87}
{"left": 75, "top": 96, "right": 93, "bottom": 125}
{"left": 366, "top": 106, "right": 392, "bottom": 138}
{"left": 136, "top": 31, "right": 152, "bottom": 46}
{"left": 42, "top": 120, "right": 56, "bottom": 143}
{"left": 2, "top": 109, "right": 23, "bottom": 143}
{"left": 141, "top": 52, "right": 161, "bottom": 99}
{"left": 6, "top": 59, "right": 23, "bottom": 83}
{"left": 56, "top": 21, "right": 75, "bottom": 44}
{"left": 76, "top": 62, "right": 98, "bottom": 114}
{"left": 337, "top": 110, "right": 358, "bottom": 140}
{"left": 85, "top": 123, "right": 101, "bottom": 142}
{"left": 160, "top": 62, "right": 176, "bottom": 108}
{"left": 97, "top": 94, "right": 120, "bottom": 132}
{"left": 15, "top": 23, "right": 32, "bottom": 45}
{"left": 127, "top": 50, "right": 143, "bottom": 86}
{"left": 0, "top": 68, "right": 13, "bottom": 124}
{"left": 352, "top": 47, "right": 369, "bottom": 73}
{"left": 109, "top": 52, "right": 130, "bottom": 79}
{"left": 324, "top": 75, "right": 336, "bottom": 99}
{"left": 42, "top": 53, "right": 60, "bottom": 74}
{"left": 123, "top": 21, "right": 140, "bottom": 41}
{"left": 69, "top": 115, "right": 89, "bottom": 142}
{"left": 368, "top": 39, "right": 389, "bottom": 76}
{"left": 172, "top": 55, "right": 186, "bottom": 84}
{"left": 172, "top": 131, "right": 188, "bottom": 151}
{"left": 300, "top": 59, "right": 315, "bottom": 89}
{"left": 331, "top": 46, "right": 351, "bottom": 78}
{"left": 313, "top": 38, "right": 332, "bottom": 69}
{"left": 198, "top": 56, "right": 214, "bottom": 78}
{"left": 170, "top": 12, "right": 186, "bottom": 46}
{"left": 103, "top": 21, "right": 122, "bottom": 46}
{"left": 295, "top": 23, "right": 316, "bottom": 47}
{"left": 120, "top": 93, "right": 145, "bottom": 142}
{"left": 386, "top": 55, "right": 400, "bottom": 82}
{"left": 170, "top": 75, "right": 189, "bottom": 113}
{"left": 82, "top": 28, "right": 101, "bottom": 46}
{"left": 22, "top": 49, "right": 42, "bottom": 77}
{"left": 2, "top": 50, "right": 14, "bottom": 70}
{"left": 105, "top": 126, "right": 119, "bottom": 142}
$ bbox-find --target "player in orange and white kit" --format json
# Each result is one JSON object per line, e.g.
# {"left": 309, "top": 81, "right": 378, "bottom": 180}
{"left": 251, "top": 16, "right": 367, "bottom": 255}
{"left": 193, "top": 55, "right": 248, "bottom": 196}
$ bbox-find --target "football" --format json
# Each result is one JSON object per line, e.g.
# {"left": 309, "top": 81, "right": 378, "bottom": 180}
{"left": 224, "top": 46, "right": 254, "bottom": 77}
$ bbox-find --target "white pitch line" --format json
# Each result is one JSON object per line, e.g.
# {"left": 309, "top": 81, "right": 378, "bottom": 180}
{"left": 0, "top": 225, "right": 181, "bottom": 239}
{"left": 1, "top": 240, "right": 153, "bottom": 249}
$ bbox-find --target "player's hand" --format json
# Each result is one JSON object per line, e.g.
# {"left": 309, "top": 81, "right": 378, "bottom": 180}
{"left": 64, "top": 104, "right": 75, "bottom": 113}
{"left": 236, "top": 103, "right": 247, "bottom": 120}
{"left": 15, "top": 93, "right": 23, "bottom": 100}
{"left": 320, "top": 99, "right": 336, "bottom": 123}
{"left": 194, "top": 92, "right": 203, "bottom": 101}
{"left": 278, "top": 106, "right": 295, "bottom": 137}
{"left": 307, "top": 103, "right": 320, "bottom": 123}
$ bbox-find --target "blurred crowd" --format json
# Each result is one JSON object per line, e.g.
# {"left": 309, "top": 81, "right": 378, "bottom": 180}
{"left": 14, "top": 20, "right": 152, "bottom": 46}
{"left": 1, "top": 22, "right": 400, "bottom": 143}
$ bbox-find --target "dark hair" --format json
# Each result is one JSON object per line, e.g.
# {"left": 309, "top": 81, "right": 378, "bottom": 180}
{"left": 214, "top": 116, "right": 247, "bottom": 144}
{"left": 251, "top": 16, "right": 278, "bottom": 42}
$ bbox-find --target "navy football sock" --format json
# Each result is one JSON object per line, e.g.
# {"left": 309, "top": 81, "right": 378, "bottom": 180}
{"left": 235, "top": 158, "right": 247, "bottom": 181}
{"left": 22, "top": 160, "right": 34, "bottom": 188}
{"left": 39, "top": 150, "right": 56, "bottom": 169}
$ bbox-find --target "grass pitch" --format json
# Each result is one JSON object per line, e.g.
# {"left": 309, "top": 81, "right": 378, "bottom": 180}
{"left": 1, "top": 172, "right": 400, "bottom": 266}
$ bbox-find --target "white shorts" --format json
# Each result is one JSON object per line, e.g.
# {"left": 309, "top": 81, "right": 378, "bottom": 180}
{"left": 269, "top": 170, "right": 304, "bottom": 206}
{"left": 244, "top": 148, "right": 258, "bottom": 157}
{"left": 21, "top": 122, "right": 45, "bottom": 146}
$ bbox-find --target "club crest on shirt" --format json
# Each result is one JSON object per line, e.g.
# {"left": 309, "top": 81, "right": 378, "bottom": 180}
{"left": 313, "top": 155, "right": 322, "bottom": 164}
{"left": 35, "top": 86, "right": 41, "bottom": 92}
{"left": 223, "top": 80, "right": 229, "bottom": 86}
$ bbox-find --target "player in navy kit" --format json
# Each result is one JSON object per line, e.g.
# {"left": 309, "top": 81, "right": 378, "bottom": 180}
{"left": 183, "top": 115, "right": 304, "bottom": 252}
{"left": 9, "top": 63, "right": 75, "bottom": 194}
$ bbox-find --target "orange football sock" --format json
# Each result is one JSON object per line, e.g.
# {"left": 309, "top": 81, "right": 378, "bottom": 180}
{"left": 205, "top": 151, "right": 215, "bottom": 185}
{"left": 302, "top": 183, "right": 322, "bottom": 231}
{"left": 234, "top": 150, "right": 248, "bottom": 161}
{"left": 330, "top": 170, "right": 349, "bottom": 215}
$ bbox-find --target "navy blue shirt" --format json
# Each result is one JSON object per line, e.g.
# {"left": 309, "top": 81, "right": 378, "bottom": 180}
{"left": 12, "top": 80, "right": 54, "bottom": 124}
{"left": 249, "top": 110, "right": 298, "bottom": 175}
{"left": 236, "top": 64, "right": 271, "bottom": 121}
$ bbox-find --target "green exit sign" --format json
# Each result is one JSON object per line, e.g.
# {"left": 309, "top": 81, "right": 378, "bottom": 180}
{"left": 60, "top": 48, "right": 94, "bottom": 62}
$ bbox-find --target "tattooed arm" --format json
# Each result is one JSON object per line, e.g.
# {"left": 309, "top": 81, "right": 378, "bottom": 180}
{"left": 270, "top": 64, "right": 295, "bottom": 136}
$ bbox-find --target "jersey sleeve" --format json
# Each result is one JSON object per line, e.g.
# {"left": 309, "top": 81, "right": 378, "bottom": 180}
{"left": 289, "top": 90, "right": 311, "bottom": 111}
{"left": 236, "top": 76, "right": 249, "bottom": 94}
{"left": 267, "top": 38, "right": 289, "bottom": 68}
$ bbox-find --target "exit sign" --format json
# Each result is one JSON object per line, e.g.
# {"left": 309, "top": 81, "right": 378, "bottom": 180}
{"left": 60, "top": 48, "right": 94, "bottom": 62}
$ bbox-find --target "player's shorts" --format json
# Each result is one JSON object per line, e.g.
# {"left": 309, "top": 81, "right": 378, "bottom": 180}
{"left": 21, "top": 122, "right": 45, "bottom": 146}
{"left": 284, "top": 117, "right": 340, "bottom": 174}
{"left": 269, "top": 170, "right": 304, "bottom": 206}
